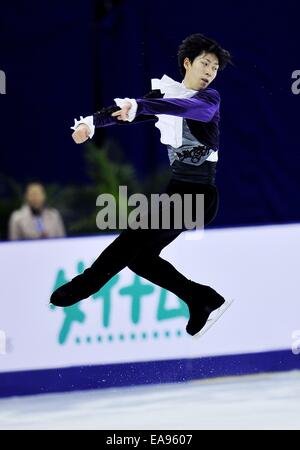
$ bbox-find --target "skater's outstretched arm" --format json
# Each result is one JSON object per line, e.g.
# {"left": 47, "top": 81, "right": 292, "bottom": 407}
{"left": 112, "top": 88, "right": 220, "bottom": 123}
{"left": 71, "top": 90, "right": 162, "bottom": 144}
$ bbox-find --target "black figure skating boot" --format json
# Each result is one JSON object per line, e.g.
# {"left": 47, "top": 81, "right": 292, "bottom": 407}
{"left": 184, "top": 282, "right": 226, "bottom": 336}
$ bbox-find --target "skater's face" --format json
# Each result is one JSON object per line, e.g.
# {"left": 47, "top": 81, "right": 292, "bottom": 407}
{"left": 25, "top": 184, "right": 46, "bottom": 210}
{"left": 183, "top": 52, "right": 219, "bottom": 90}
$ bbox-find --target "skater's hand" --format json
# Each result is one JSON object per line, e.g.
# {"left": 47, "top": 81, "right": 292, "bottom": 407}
{"left": 72, "top": 124, "right": 90, "bottom": 144}
{"left": 111, "top": 101, "right": 132, "bottom": 121}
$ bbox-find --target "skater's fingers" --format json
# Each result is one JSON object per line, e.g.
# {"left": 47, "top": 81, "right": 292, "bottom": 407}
{"left": 111, "top": 110, "right": 121, "bottom": 117}
{"left": 111, "top": 105, "right": 130, "bottom": 121}
{"left": 72, "top": 129, "right": 88, "bottom": 144}
{"left": 117, "top": 113, "right": 129, "bottom": 121}
{"left": 72, "top": 134, "right": 81, "bottom": 144}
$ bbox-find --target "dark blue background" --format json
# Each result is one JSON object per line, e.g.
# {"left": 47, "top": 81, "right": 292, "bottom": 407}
{"left": 1, "top": 0, "right": 299, "bottom": 227}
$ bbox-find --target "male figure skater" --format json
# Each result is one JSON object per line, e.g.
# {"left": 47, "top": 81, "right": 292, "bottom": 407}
{"left": 51, "top": 33, "right": 232, "bottom": 337}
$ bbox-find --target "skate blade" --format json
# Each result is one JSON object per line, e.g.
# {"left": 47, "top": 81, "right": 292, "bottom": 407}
{"left": 193, "top": 298, "right": 234, "bottom": 339}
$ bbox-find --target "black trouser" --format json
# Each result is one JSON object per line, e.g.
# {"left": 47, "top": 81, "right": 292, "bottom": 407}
{"left": 70, "top": 178, "right": 219, "bottom": 302}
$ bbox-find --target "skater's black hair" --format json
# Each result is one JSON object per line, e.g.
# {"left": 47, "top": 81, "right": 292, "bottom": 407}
{"left": 177, "top": 33, "right": 232, "bottom": 76}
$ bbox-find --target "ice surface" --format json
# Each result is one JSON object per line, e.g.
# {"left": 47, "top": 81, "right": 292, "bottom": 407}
{"left": 1, "top": 371, "right": 300, "bottom": 430}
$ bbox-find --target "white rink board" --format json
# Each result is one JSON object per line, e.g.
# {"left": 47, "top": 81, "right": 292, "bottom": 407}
{"left": 0, "top": 223, "right": 299, "bottom": 373}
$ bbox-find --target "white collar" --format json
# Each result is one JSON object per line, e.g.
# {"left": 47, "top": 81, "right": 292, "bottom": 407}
{"left": 151, "top": 74, "right": 198, "bottom": 97}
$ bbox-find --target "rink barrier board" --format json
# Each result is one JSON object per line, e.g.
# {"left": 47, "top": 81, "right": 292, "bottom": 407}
{"left": 0, "top": 349, "right": 299, "bottom": 398}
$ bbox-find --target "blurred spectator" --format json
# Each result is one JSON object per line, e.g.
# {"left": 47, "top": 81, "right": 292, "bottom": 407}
{"left": 8, "top": 183, "right": 66, "bottom": 241}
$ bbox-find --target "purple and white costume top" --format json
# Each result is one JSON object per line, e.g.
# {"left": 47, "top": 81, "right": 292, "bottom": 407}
{"left": 71, "top": 75, "right": 221, "bottom": 185}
